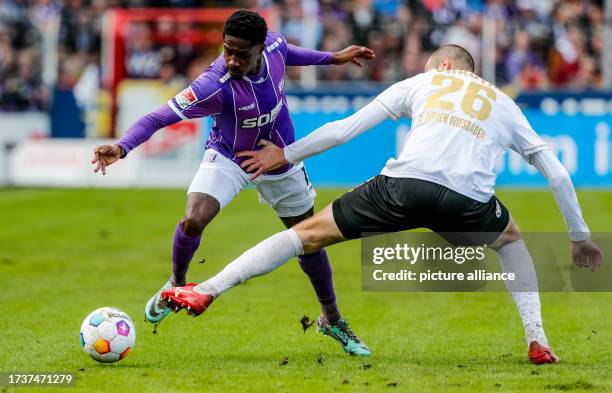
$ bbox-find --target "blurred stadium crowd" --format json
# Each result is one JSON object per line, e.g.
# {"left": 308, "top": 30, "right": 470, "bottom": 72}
{"left": 0, "top": 0, "right": 607, "bottom": 111}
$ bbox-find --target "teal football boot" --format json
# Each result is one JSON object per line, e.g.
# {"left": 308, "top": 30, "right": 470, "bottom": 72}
{"left": 317, "top": 315, "right": 371, "bottom": 356}
{"left": 144, "top": 281, "right": 174, "bottom": 323}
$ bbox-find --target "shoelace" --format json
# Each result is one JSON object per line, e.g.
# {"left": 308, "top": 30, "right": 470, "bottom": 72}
{"left": 334, "top": 320, "right": 360, "bottom": 343}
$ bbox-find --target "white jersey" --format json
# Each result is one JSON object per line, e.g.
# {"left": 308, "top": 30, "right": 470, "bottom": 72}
{"left": 375, "top": 69, "right": 549, "bottom": 203}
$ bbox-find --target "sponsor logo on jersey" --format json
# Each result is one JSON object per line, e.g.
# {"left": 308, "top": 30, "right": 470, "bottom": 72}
{"left": 175, "top": 87, "right": 198, "bottom": 109}
{"left": 241, "top": 100, "right": 283, "bottom": 129}
{"left": 238, "top": 103, "right": 255, "bottom": 111}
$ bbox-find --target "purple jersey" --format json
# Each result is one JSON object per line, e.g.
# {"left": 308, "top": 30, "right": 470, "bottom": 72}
{"left": 118, "top": 33, "right": 331, "bottom": 174}
{"left": 119, "top": 32, "right": 332, "bottom": 174}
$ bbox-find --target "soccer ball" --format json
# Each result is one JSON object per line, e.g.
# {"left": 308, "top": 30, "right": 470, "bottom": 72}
{"left": 79, "top": 307, "right": 136, "bottom": 363}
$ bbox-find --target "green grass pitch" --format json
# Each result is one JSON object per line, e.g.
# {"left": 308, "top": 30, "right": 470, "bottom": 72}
{"left": 1, "top": 187, "right": 611, "bottom": 392}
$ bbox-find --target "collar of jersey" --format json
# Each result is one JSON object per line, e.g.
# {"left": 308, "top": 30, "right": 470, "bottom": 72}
{"left": 243, "top": 53, "right": 270, "bottom": 84}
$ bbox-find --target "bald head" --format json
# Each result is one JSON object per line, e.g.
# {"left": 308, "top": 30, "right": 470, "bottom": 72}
{"left": 425, "top": 45, "right": 475, "bottom": 73}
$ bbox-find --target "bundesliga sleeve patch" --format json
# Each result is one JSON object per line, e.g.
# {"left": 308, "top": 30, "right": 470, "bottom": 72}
{"left": 174, "top": 87, "right": 198, "bottom": 109}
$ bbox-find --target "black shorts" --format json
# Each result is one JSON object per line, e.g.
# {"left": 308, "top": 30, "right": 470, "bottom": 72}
{"left": 332, "top": 176, "right": 510, "bottom": 246}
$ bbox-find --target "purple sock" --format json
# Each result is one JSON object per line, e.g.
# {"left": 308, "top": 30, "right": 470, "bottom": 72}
{"left": 298, "top": 249, "right": 341, "bottom": 323}
{"left": 172, "top": 222, "right": 201, "bottom": 285}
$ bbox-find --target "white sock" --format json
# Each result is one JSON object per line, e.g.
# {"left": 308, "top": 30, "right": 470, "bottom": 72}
{"left": 195, "top": 229, "right": 303, "bottom": 297}
{"left": 497, "top": 239, "right": 549, "bottom": 347}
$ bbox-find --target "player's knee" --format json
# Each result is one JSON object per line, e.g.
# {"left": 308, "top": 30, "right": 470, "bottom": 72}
{"left": 183, "top": 194, "right": 220, "bottom": 236}
{"left": 182, "top": 214, "right": 210, "bottom": 236}
{"left": 294, "top": 211, "right": 340, "bottom": 254}
{"left": 298, "top": 229, "right": 325, "bottom": 254}
{"left": 182, "top": 211, "right": 213, "bottom": 236}
{"left": 490, "top": 219, "right": 522, "bottom": 250}
{"left": 280, "top": 207, "right": 314, "bottom": 229}
{"left": 293, "top": 220, "right": 322, "bottom": 253}
{"left": 504, "top": 219, "right": 522, "bottom": 242}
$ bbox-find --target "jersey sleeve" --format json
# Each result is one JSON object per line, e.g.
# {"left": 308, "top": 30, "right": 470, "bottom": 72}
{"left": 505, "top": 101, "right": 550, "bottom": 163}
{"left": 531, "top": 150, "right": 590, "bottom": 241}
{"left": 285, "top": 43, "right": 333, "bottom": 66}
{"left": 284, "top": 100, "right": 391, "bottom": 163}
{"left": 117, "top": 104, "right": 182, "bottom": 155}
{"left": 374, "top": 74, "right": 422, "bottom": 120}
{"left": 270, "top": 32, "right": 332, "bottom": 66}
{"left": 167, "top": 71, "right": 223, "bottom": 120}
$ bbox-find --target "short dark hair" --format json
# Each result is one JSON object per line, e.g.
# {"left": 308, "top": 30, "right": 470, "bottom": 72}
{"left": 430, "top": 44, "right": 475, "bottom": 72}
{"left": 223, "top": 10, "right": 268, "bottom": 46}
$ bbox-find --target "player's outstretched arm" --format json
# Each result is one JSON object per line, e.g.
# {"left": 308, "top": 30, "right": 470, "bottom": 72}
{"left": 237, "top": 100, "right": 390, "bottom": 179}
{"left": 530, "top": 149, "right": 603, "bottom": 271}
{"left": 286, "top": 43, "right": 374, "bottom": 67}
{"left": 91, "top": 104, "right": 182, "bottom": 175}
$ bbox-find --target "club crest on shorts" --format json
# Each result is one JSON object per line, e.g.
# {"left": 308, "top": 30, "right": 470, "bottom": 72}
{"left": 175, "top": 87, "right": 198, "bottom": 109}
{"left": 204, "top": 153, "right": 217, "bottom": 162}
{"left": 495, "top": 200, "right": 502, "bottom": 218}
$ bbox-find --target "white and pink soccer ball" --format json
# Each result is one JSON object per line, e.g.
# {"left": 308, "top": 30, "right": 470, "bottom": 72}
{"left": 79, "top": 307, "right": 135, "bottom": 363}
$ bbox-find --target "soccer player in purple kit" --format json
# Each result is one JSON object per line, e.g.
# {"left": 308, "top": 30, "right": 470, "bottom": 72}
{"left": 91, "top": 10, "right": 375, "bottom": 356}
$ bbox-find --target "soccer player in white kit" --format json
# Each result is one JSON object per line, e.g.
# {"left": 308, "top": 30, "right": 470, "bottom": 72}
{"left": 161, "top": 45, "right": 603, "bottom": 364}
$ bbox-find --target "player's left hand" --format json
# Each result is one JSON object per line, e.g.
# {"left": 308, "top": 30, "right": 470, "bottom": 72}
{"left": 571, "top": 238, "right": 603, "bottom": 272}
{"left": 332, "top": 45, "right": 375, "bottom": 67}
{"left": 91, "top": 144, "right": 122, "bottom": 176}
{"left": 236, "top": 140, "right": 288, "bottom": 180}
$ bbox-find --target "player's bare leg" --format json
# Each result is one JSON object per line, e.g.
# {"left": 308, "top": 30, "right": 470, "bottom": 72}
{"left": 490, "top": 218, "right": 558, "bottom": 364}
{"left": 292, "top": 204, "right": 346, "bottom": 253}
{"left": 145, "top": 192, "right": 220, "bottom": 323}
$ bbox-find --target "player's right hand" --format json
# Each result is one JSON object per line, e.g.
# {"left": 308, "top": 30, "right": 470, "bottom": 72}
{"left": 91, "top": 144, "right": 122, "bottom": 175}
{"left": 571, "top": 238, "right": 603, "bottom": 272}
{"left": 236, "top": 140, "right": 288, "bottom": 180}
